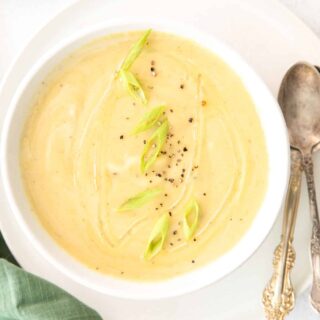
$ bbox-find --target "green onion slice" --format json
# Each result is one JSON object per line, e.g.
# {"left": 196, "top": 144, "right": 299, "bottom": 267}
{"left": 118, "top": 187, "right": 162, "bottom": 212}
{"left": 140, "top": 119, "right": 169, "bottom": 173}
{"left": 144, "top": 213, "right": 169, "bottom": 260}
{"left": 119, "top": 69, "right": 147, "bottom": 104}
{"left": 132, "top": 105, "right": 166, "bottom": 134}
{"left": 121, "top": 29, "right": 152, "bottom": 71}
{"left": 182, "top": 198, "right": 200, "bottom": 240}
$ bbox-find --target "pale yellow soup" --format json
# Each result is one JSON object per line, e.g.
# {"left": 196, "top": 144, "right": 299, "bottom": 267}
{"left": 21, "top": 31, "right": 268, "bottom": 281}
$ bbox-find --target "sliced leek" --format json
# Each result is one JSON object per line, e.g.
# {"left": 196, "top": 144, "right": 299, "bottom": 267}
{"left": 182, "top": 198, "right": 200, "bottom": 240}
{"left": 119, "top": 69, "right": 147, "bottom": 104}
{"left": 118, "top": 187, "right": 162, "bottom": 212}
{"left": 144, "top": 213, "right": 169, "bottom": 260}
{"left": 121, "top": 29, "right": 152, "bottom": 71}
{"left": 132, "top": 105, "right": 166, "bottom": 134}
{"left": 140, "top": 119, "right": 169, "bottom": 173}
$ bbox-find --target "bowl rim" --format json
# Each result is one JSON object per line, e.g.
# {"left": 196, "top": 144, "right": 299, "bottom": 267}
{"left": 0, "top": 18, "right": 290, "bottom": 300}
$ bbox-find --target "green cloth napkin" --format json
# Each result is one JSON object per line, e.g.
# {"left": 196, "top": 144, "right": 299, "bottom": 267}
{"left": 0, "top": 233, "right": 102, "bottom": 320}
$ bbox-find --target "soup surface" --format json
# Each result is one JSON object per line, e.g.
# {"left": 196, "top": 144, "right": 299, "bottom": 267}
{"left": 21, "top": 30, "right": 268, "bottom": 280}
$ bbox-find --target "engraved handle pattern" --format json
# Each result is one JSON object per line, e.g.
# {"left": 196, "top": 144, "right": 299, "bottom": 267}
{"left": 262, "top": 150, "right": 302, "bottom": 320}
{"left": 262, "top": 243, "right": 295, "bottom": 320}
{"left": 303, "top": 154, "right": 320, "bottom": 312}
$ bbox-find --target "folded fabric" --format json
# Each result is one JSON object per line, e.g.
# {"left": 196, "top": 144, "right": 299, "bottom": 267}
{"left": 0, "top": 233, "right": 18, "bottom": 266}
{"left": 0, "top": 234, "right": 102, "bottom": 320}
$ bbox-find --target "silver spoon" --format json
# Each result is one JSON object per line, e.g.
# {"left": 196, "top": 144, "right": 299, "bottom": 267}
{"left": 263, "top": 88, "right": 303, "bottom": 318}
{"left": 279, "top": 62, "right": 320, "bottom": 312}
{"left": 263, "top": 62, "right": 320, "bottom": 319}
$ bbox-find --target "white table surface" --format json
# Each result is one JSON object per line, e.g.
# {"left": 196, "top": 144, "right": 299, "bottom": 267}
{"left": 0, "top": 0, "right": 320, "bottom": 319}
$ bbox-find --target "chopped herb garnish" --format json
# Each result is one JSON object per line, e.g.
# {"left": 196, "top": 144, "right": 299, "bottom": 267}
{"left": 118, "top": 187, "right": 162, "bottom": 212}
{"left": 144, "top": 213, "right": 169, "bottom": 260}
{"left": 132, "top": 105, "right": 166, "bottom": 134}
{"left": 140, "top": 119, "right": 169, "bottom": 173}
{"left": 182, "top": 198, "right": 200, "bottom": 240}
{"left": 120, "top": 29, "right": 152, "bottom": 71}
{"left": 119, "top": 69, "right": 147, "bottom": 104}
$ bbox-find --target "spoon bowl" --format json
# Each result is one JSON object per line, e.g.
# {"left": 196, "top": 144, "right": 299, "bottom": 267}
{"left": 278, "top": 63, "right": 320, "bottom": 154}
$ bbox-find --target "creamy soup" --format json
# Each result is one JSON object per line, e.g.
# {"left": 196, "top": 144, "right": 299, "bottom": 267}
{"left": 21, "top": 30, "right": 268, "bottom": 280}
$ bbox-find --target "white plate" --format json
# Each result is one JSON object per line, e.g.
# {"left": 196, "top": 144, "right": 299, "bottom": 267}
{"left": 0, "top": 0, "right": 319, "bottom": 318}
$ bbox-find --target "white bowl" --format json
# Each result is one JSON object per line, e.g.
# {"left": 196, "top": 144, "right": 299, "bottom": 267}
{"left": 1, "top": 19, "right": 289, "bottom": 300}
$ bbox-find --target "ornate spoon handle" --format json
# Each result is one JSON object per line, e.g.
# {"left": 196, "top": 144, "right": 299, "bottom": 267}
{"left": 303, "top": 153, "right": 320, "bottom": 312}
{"left": 262, "top": 150, "right": 303, "bottom": 320}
